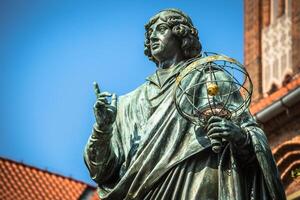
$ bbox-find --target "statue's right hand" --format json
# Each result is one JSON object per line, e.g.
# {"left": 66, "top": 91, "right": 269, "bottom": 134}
{"left": 93, "top": 82, "right": 117, "bottom": 131}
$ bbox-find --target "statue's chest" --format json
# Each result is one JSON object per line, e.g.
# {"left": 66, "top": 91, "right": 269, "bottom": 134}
{"left": 146, "top": 81, "right": 175, "bottom": 111}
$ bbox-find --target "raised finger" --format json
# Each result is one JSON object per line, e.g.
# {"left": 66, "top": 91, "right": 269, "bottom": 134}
{"left": 93, "top": 82, "right": 101, "bottom": 98}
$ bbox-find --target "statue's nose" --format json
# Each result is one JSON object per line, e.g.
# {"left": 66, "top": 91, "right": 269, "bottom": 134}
{"left": 150, "top": 31, "right": 158, "bottom": 42}
{"left": 150, "top": 38, "right": 159, "bottom": 44}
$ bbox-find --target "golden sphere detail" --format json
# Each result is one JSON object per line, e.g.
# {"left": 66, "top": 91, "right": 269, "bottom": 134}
{"left": 207, "top": 83, "right": 219, "bottom": 96}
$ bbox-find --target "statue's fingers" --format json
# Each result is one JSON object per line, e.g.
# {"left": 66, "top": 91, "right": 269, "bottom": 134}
{"left": 207, "top": 127, "right": 228, "bottom": 136}
{"left": 93, "top": 82, "right": 101, "bottom": 98}
{"left": 98, "top": 92, "right": 112, "bottom": 97}
{"left": 97, "top": 97, "right": 108, "bottom": 104}
{"left": 222, "top": 131, "right": 230, "bottom": 137}
{"left": 110, "top": 93, "right": 117, "bottom": 108}
{"left": 107, "top": 105, "right": 117, "bottom": 114}
{"left": 209, "top": 132, "right": 230, "bottom": 140}
{"left": 207, "top": 116, "right": 222, "bottom": 124}
{"left": 94, "top": 100, "right": 105, "bottom": 109}
{"left": 208, "top": 132, "right": 222, "bottom": 139}
{"left": 207, "top": 122, "right": 222, "bottom": 131}
{"left": 208, "top": 126, "right": 223, "bottom": 134}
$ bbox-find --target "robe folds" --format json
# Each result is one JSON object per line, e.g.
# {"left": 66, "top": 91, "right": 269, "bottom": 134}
{"left": 84, "top": 59, "right": 286, "bottom": 200}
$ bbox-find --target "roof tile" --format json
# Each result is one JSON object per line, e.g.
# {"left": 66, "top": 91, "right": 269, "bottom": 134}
{"left": 0, "top": 157, "right": 97, "bottom": 200}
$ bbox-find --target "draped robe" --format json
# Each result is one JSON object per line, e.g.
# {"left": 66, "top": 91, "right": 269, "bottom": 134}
{"left": 84, "top": 59, "right": 286, "bottom": 200}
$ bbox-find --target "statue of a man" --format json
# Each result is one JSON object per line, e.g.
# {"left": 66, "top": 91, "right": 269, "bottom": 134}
{"left": 84, "top": 9, "right": 286, "bottom": 200}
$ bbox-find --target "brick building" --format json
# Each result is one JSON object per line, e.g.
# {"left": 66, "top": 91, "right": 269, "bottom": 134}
{"left": 245, "top": 0, "right": 300, "bottom": 199}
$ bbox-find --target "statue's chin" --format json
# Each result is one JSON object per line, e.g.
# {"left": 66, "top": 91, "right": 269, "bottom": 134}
{"left": 151, "top": 48, "right": 167, "bottom": 61}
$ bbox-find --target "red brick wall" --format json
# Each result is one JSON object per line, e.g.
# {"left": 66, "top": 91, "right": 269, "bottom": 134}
{"left": 245, "top": 0, "right": 300, "bottom": 198}
{"left": 267, "top": 116, "right": 300, "bottom": 149}
{"left": 263, "top": 103, "right": 300, "bottom": 197}
{"left": 244, "top": 0, "right": 263, "bottom": 102}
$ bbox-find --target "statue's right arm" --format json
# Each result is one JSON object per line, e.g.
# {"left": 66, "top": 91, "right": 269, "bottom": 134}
{"left": 84, "top": 124, "right": 120, "bottom": 184}
{"left": 83, "top": 82, "right": 121, "bottom": 184}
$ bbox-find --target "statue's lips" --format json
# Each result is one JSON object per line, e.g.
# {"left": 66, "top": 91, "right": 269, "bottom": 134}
{"left": 151, "top": 43, "right": 160, "bottom": 49}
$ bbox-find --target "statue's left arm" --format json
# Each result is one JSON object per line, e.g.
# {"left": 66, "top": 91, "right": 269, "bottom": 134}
{"left": 206, "top": 70, "right": 286, "bottom": 199}
{"left": 205, "top": 69, "right": 256, "bottom": 161}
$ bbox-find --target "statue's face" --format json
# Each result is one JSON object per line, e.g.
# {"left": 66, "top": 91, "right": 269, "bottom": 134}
{"left": 148, "top": 13, "right": 181, "bottom": 63}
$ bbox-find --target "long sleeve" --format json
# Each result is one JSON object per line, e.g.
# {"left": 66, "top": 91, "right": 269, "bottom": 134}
{"left": 83, "top": 124, "right": 120, "bottom": 184}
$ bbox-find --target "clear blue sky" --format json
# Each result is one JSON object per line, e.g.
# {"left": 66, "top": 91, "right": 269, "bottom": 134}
{"left": 0, "top": 0, "right": 243, "bottom": 185}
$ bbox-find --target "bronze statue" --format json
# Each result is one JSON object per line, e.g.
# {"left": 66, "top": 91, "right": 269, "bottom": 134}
{"left": 84, "top": 9, "right": 286, "bottom": 200}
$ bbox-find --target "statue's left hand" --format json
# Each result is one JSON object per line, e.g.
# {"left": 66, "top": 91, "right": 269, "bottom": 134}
{"left": 206, "top": 116, "right": 246, "bottom": 146}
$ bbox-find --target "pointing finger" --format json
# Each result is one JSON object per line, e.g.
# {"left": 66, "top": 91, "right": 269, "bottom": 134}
{"left": 93, "top": 81, "right": 101, "bottom": 98}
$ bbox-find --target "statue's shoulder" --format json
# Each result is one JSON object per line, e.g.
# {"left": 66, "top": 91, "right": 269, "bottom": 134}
{"left": 118, "top": 82, "right": 148, "bottom": 104}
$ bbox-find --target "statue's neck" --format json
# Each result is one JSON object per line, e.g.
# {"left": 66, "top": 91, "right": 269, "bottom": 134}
{"left": 157, "top": 53, "right": 184, "bottom": 69}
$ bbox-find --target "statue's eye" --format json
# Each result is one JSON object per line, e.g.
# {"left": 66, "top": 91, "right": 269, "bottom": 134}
{"left": 158, "top": 25, "right": 168, "bottom": 33}
{"left": 160, "top": 28, "right": 166, "bottom": 33}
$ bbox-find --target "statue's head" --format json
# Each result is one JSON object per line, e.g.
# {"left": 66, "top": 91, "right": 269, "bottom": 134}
{"left": 144, "top": 9, "right": 202, "bottom": 65}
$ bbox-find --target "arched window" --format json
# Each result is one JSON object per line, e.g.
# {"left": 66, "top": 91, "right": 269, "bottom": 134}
{"left": 267, "top": 83, "right": 279, "bottom": 95}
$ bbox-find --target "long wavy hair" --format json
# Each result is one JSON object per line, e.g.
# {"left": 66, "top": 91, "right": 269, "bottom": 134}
{"left": 144, "top": 9, "right": 202, "bottom": 65}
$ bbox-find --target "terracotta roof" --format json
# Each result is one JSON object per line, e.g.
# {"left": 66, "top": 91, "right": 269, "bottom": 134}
{"left": 250, "top": 76, "right": 300, "bottom": 114}
{"left": 90, "top": 192, "right": 101, "bottom": 200}
{"left": 0, "top": 157, "right": 99, "bottom": 200}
